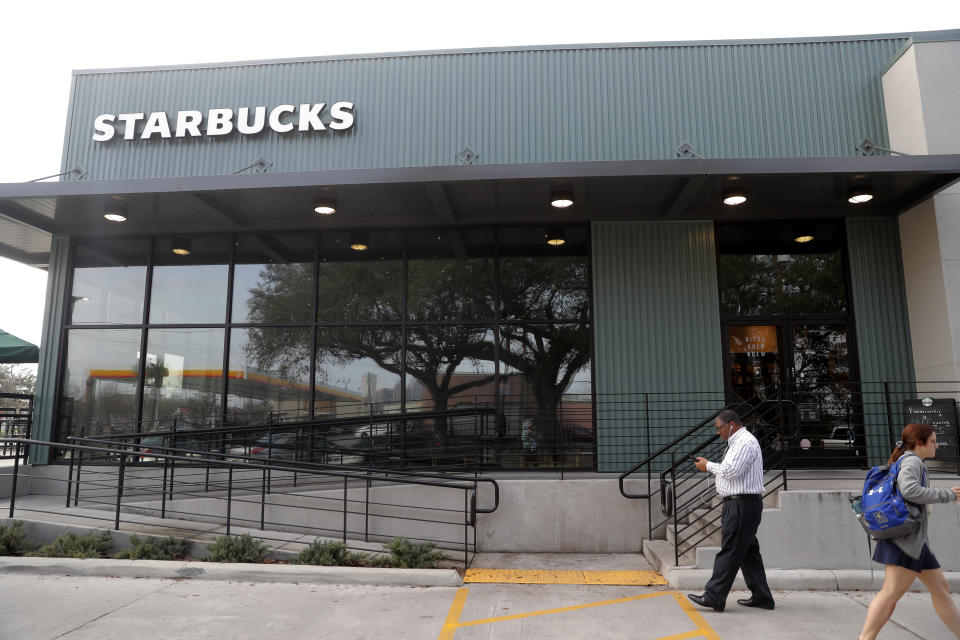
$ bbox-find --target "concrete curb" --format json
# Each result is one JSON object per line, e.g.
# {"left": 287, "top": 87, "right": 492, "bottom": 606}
{"left": 0, "top": 557, "right": 464, "bottom": 587}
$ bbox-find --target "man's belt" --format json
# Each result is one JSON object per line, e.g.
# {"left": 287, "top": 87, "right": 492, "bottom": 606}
{"left": 720, "top": 493, "right": 762, "bottom": 502}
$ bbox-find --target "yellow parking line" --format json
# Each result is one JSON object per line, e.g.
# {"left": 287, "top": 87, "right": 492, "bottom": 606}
{"left": 440, "top": 588, "right": 725, "bottom": 640}
{"left": 438, "top": 588, "right": 469, "bottom": 640}
{"left": 672, "top": 592, "right": 723, "bottom": 640}
{"left": 464, "top": 568, "right": 667, "bottom": 585}
{"left": 457, "top": 591, "right": 669, "bottom": 628}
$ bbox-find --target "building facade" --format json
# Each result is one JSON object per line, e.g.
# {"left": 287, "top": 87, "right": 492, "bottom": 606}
{"left": 2, "top": 30, "right": 959, "bottom": 470}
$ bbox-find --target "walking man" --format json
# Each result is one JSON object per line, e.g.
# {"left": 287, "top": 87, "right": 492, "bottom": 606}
{"left": 687, "top": 409, "right": 774, "bottom": 612}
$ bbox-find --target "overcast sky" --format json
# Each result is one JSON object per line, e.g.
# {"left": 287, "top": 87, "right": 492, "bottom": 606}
{"left": 0, "top": 0, "right": 956, "bottom": 352}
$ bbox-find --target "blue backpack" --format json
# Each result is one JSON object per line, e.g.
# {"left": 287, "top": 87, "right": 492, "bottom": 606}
{"left": 854, "top": 456, "right": 922, "bottom": 539}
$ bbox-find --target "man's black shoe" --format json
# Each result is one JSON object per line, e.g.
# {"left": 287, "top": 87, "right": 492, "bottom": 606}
{"left": 687, "top": 593, "right": 724, "bottom": 612}
{"left": 736, "top": 596, "right": 775, "bottom": 610}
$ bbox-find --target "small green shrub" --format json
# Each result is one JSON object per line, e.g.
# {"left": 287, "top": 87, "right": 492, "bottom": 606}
{"left": 0, "top": 521, "right": 36, "bottom": 556}
{"left": 30, "top": 531, "right": 113, "bottom": 559}
{"left": 206, "top": 533, "right": 270, "bottom": 563}
{"left": 377, "top": 537, "right": 447, "bottom": 569}
{"left": 293, "top": 540, "right": 369, "bottom": 566}
{"left": 114, "top": 535, "right": 191, "bottom": 560}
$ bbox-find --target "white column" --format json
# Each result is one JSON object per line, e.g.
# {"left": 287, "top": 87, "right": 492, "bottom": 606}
{"left": 884, "top": 41, "right": 960, "bottom": 382}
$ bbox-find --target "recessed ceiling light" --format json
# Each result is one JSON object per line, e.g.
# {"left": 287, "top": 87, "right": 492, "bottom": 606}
{"left": 104, "top": 208, "right": 127, "bottom": 222}
{"left": 722, "top": 189, "right": 747, "bottom": 206}
{"left": 349, "top": 232, "right": 369, "bottom": 252}
{"left": 550, "top": 190, "right": 574, "bottom": 209}
{"left": 793, "top": 234, "right": 815, "bottom": 243}
{"left": 313, "top": 198, "right": 337, "bottom": 215}
{"left": 847, "top": 187, "right": 873, "bottom": 204}
{"left": 545, "top": 228, "right": 566, "bottom": 246}
{"left": 171, "top": 237, "right": 192, "bottom": 255}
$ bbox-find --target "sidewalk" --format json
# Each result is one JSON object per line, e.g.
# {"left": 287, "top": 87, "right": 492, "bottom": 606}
{"left": 3, "top": 493, "right": 960, "bottom": 591}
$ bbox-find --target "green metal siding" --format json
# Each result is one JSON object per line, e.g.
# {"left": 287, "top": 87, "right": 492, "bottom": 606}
{"left": 30, "top": 236, "right": 70, "bottom": 464}
{"left": 846, "top": 217, "right": 916, "bottom": 463}
{"left": 592, "top": 221, "right": 724, "bottom": 471}
{"left": 63, "top": 38, "right": 907, "bottom": 180}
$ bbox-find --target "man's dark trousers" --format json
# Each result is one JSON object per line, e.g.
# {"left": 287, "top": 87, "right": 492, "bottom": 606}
{"left": 704, "top": 495, "right": 773, "bottom": 604}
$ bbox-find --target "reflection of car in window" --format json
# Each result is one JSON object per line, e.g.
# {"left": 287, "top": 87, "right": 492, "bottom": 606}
{"left": 822, "top": 426, "right": 855, "bottom": 449}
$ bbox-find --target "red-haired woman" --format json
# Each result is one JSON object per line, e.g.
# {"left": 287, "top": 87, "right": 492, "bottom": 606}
{"left": 858, "top": 423, "right": 960, "bottom": 640}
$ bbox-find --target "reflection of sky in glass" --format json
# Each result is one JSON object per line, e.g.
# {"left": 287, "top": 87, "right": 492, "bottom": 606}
{"left": 71, "top": 267, "right": 146, "bottom": 325}
{"left": 64, "top": 329, "right": 142, "bottom": 394}
{"left": 149, "top": 265, "right": 228, "bottom": 324}
{"left": 147, "top": 329, "right": 225, "bottom": 372}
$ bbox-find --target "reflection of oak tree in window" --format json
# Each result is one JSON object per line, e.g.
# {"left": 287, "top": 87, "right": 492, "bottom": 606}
{"left": 719, "top": 254, "right": 846, "bottom": 316}
{"left": 500, "top": 257, "right": 591, "bottom": 452}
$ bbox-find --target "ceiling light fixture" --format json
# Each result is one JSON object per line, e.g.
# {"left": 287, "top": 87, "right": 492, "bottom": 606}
{"left": 349, "top": 232, "right": 369, "bottom": 252}
{"left": 550, "top": 190, "right": 574, "bottom": 209}
{"left": 847, "top": 187, "right": 874, "bottom": 204}
{"left": 313, "top": 198, "right": 337, "bottom": 215}
{"left": 722, "top": 189, "right": 747, "bottom": 206}
{"left": 171, "top": 237, "right": 192, "bottom": 255}
{"left": 793, "top": 233, "right": 815, "bottom": 244}
{"left": 103, "top": 208, "right": 127, "bottom": 222}
{"left": 545, "top": 228, "right": 566, "bottom": 246}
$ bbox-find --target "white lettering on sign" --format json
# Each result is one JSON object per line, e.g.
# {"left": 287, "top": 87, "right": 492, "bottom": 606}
{"left": 91, "top": 102, "right": 355, "bottom": 142}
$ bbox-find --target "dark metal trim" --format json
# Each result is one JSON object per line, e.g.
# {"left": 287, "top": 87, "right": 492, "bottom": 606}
{"left": 3, "top": 155, "right": 960, "bottom": 200}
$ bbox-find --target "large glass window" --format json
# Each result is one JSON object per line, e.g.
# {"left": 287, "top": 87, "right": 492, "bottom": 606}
{"left": 149, "top": 236, "right": 231, "bottom": 324}
{"left": 317, "top": 230, "right": 402, "bottom": 322}
{"left": 407, "top": 229, "right": 495, "bottom": 321}
{"left": 227, "top": 327, "right": 312, "bottom": 425}
{"left": 716, "top": 221, "right": 847, "bottom": 317}
{"left": 500, "top": 323, "right": 592, "bottom": 467}
{"left": 499, "top": 226, "right": 590, "bottom": 321}
{"left": 232, "top": 232, "right": 315, "bottom": 323}
{"left": 718, "top": 253, "right": 847, "bottom": 316}
{"left": 61, "top": 225, "right": 594, "bottom": 469}
{"left": 71, "top": 238, "right": 149, "bottom": 325}
{"left": 142, "top": 328, "right": 224, "bottom": 430}
{"left": 60, "top": 329, "right": 142, "bottom": 438}
{"left": 315, "top": 327, "right": 402, "bottom": 418}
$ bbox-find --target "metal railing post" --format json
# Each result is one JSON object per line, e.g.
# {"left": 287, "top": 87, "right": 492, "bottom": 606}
{"left": 115, "top": 452, "right": 127, "bottom": 530}
{"left": 342, "top": 476, "right": 348, "bottom": 543}
{"left": 226, "top": 466, "right": 233, "bottom": 536}
{"left": 161, "top": 457, "right": 169, "bottom": 518}
{"left": 168, "top": 424, "right": 177, "bottom": 500}
{"left": 884, "top": 382, "right": 895, "bottom": 450}
{"left": 8, "top": 440, "right": 21, "bottom": 517}
{"left": 74, "top": 447, "right": 82, "bottom": 506}
{"left": 464, "top": 490, "right": 469, "bottom": 569}
{"left": 260, "top": 465, "right": 267, "bottom": 530}
{"left": 364, "top": 470, "right": 371, "bottom": 542}
{"left": 671, "top": 453, "right": 679, "bottom": 566}
{"left": 645, "top": 393, "right": 652, "bottom": 539}
{"left": 65, "top": 448, "right": 75, "bottom": 508}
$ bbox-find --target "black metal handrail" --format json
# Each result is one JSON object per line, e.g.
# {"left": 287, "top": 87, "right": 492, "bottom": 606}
{"left": 2, "top": 437, "right": 499, "bottom": 569}
{"left": 617, "top": 397, "right": 796, "bottom": 565}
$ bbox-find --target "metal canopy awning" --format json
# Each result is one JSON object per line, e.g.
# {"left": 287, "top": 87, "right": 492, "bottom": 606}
{"left": 1, "top": 155, "right": 958, "bottom": 268}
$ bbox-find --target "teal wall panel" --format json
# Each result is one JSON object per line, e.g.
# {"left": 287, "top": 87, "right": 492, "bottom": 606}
{"left": 592, "top": 221, "right": 724, "bottom": 471}
{"left": 30, "top": 236, "right": 70, "bottom": 463}
{"left": 62, "top": 37, "right": 907, "bottom": 180}
{"left": 846, "top": 217, "right": 916, "bottom": 463}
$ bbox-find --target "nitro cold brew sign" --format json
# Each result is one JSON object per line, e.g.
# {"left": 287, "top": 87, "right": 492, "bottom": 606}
{"left": 91, "top": 102, "right": 355, "bottom": 142}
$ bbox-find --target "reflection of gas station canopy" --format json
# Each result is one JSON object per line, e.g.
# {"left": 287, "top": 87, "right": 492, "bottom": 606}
{"left": 87, "top": 368, "right": 363, "bottom": 403}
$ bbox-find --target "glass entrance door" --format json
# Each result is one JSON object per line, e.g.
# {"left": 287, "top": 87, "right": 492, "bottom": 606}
{"left": 724, "top": 322, "right": 863, "bottom": 468}
{"left": 788, "top": 324, "right": 861, "bottom": 467}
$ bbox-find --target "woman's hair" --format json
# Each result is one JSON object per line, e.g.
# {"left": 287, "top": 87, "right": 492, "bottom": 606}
{"left": 886, "top": 423, "right": 936, "bottom": 464}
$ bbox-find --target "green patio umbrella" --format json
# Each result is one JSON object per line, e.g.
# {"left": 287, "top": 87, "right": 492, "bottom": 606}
{"left": 0, "top": 329, "right": 39, "bottom": 363}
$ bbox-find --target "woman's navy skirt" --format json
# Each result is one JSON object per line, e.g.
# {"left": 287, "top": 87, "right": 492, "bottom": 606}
{"left": 872, "top": 539, "right": 940, "bottom": 572}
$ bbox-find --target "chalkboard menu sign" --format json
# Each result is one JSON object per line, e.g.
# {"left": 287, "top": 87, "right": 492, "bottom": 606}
{"left": 903, "top": 398, "right": 959, "bottom": 460}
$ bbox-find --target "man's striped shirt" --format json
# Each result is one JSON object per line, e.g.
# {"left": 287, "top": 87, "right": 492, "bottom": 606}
{"left": 705, "top": 426, "right": 765, "bottom": 497}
